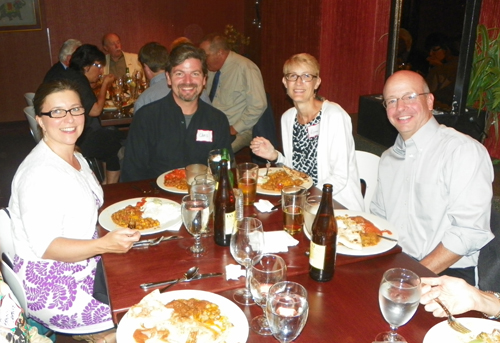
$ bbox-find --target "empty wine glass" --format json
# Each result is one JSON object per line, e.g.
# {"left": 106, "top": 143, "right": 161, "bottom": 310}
{"left": 266, "top": 281, "right": 309, "bottom": 343}
{"left": 374, "top": 268, "right": 421, "bottom": 342}
{"left": 250, "top": 254, "right": 287, "bottom": 335}
{"left": 230, "top": 217, "right": 264, "bottom": 305}
{"left": 181, "top": 194, "right": 209, "bottom": 255}
{"left": 112, "top": 93, "right": 124, "bottom": 118}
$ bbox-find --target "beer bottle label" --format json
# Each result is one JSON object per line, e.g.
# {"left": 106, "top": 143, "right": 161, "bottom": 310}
{"left": 224, "top": 211, "right": 236, "bottom": 235}
{"left": 309, "top": 241, "right": 326, "bottom": 269}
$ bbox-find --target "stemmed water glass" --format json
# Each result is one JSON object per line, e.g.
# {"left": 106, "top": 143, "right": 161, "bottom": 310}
{"left": 181, "top": 194, "right": 209, "bottom": 255}
{"left": 112, "top": 92, "right": 124, "bottom": 118}
{"left": 374, "top": 268, "right": 421, "bottom": 342}
{"left": 249, "top": 254, "right": 287, "bottom": 335}
{"left": 266, "top": 281, "right": 309, "bottom": 343}
{"left": 230, "top": 217, "right": 264, "bottom": 305}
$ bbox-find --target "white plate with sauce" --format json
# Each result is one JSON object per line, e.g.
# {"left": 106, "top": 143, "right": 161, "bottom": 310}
{"left": 256, "top": 167, "right": 313, "bottom": 196}
{"left": 304, "top": 210, "right": 398, "bottom": 256}
{"left": 117, "top": 290, "right": 249, "bottom": 343}
{"left": 423, "top": 317, "right": 500, "bottom": 343}
{"left": 156, "top": 169, "right": 189, "bottom": 194}
{"left": 98, "top": 197, "right": 181, "bottom": 235}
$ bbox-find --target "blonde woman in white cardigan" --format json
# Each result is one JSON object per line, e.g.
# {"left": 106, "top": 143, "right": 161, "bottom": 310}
{"left": 250, "top": 53, "right": 364, "bottom": 211}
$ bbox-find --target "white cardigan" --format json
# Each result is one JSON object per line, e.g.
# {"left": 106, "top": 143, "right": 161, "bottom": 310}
{"left": 277, "top": 101, "right": 364, "bottom": 211}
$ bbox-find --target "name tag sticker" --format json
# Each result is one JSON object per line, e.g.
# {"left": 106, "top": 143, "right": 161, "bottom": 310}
{"left": 196, "top": 130, "right": 213, "bottom": 142}
{"left": 308, "top": 124, "right": 320, "bottom": 139}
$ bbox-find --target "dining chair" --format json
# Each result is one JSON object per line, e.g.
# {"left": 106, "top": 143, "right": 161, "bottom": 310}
{"left": 23, "top": 106, "right": 42, "bottom": 143}
{"left": 251, "top": 93, "right": 279, "bottom": 165}
{"left": 24, "top": 92, "right": 35, "bottom": 107}
{"left": 0, "top": 208, "right": 15, "bottom": 259}
{"left": 478, "top": 205, "right": 500, "bottom": 292}
{"left": 355, "top": 150, "right": 380, "bottom": 212}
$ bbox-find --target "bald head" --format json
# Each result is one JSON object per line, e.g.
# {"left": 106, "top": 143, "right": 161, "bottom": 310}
{"left": 383, "top": 70, "right": 434, "bottom": 141}
{"left": 102, "top": 33, "right": 123, "bottom": 61}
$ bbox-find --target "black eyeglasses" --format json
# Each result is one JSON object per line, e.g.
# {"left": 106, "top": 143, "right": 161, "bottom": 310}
{"left": 92, "top": 62, "right": 103, "bottom": 69}
{"left": 39, "top": 107, "right": 85, "bottom": 118}
{"left": 284, "top": 73, "right": 318, "bottom": 82}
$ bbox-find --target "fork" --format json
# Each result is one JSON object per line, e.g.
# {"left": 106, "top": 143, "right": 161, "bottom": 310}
{"left": 132, "top": 235, "right": 182, "bottom": 248}
{"left": 434, "top": 298, "right": 471, "bottom": 334}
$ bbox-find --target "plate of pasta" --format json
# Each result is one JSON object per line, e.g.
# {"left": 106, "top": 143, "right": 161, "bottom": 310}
{"left": 99, "top": 197, "right": 182, "bottom": 235}
{"left": 257, "top": 167, "right": 313, "bottom": 196}
{"left": 423, "top": 318, "right": 500, "bottom": 343}
{"left": 156, "top": 169, "right": 189, "bottom": 194}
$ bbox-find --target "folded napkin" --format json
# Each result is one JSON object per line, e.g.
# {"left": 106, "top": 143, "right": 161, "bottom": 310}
{"left": 254, "top": 199, "right": 276, "bottom": 212}
{"left": 225, "top": 264, "right": 246, "bottom": 280}
{"left": 263, "top": 231, "right": 299, "bottom": 253}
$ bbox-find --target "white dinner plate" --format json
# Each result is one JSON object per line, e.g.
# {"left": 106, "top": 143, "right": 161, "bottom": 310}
{"left": 423, "top": 317, "right": 500, "bottom": 343}
{"left": 256, "top": 167, "right": 313, "bottom": 196}
{"left": 156, "top": 169, "right": 189, "bottom": 194}
{"left": 98, "top": 197, "right": 181, "bottom": 235}
{"left": 304, "top": 210, "right": 398, "bottom": 256}
{"left": 116, "top": 290, "right": 249, "bottom": 343}
{"left": 103, "top": 98, "right": 134, "bottom": 111}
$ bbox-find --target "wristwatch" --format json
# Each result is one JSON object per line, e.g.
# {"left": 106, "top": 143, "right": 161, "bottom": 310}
{"left": 482, "top": 291, "right": 500, "bottom": 319}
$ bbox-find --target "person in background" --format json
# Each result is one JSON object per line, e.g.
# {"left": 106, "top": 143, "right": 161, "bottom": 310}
{"left": 169, "top": 36, "right": 192, "bottom": 51}
{"left": 43, "top": 38, "right": 82, "bottom": 83}
{"left": 63, "top": 44, "right": 123, "bottom": 184}
{"left": 101, "top": 33, "right": 143, "bottom": 79}
{"left": 424, "top": 32, "right": 459, "bottom": 110}
{"left": 8, "top": 80, "right": 140, "bottom": 342}
{"left": 121, "top": 45, "right": 233, "bottom": 182}
{"left": 420, "top": 276, "right": 500, "bottom": 320}
{"left": 133, "top": 42, "right": 170, "bottom": 112}
{"left": 200, "top": 33, "right": 266, "bottom": 153}
{"left": 371, "top": 70, "right": 493, "bottom": 284}
{"left": 250, "top": 53, "right": 364, "bottom": 211}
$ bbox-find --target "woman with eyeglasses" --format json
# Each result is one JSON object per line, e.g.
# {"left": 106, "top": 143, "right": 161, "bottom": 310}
{"left": 250, "top": 53, "right": 364, "bottom": 211}
{"left": 55, "top": 44, "right": 123, "bottom": 184}
{"left": 8, "top": 80, "right": 140, "bottom": 343}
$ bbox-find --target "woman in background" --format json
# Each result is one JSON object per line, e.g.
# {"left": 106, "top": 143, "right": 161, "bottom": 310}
{"left": 8, "top": 80, "right": 140, "bottom": 343}
{"left": 250, "top": 53, "right": 364, "bottom": 211}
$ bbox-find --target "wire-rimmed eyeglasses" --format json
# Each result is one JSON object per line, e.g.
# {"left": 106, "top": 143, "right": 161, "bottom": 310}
{"left": 382, "top": 93, "right": 429, "bottom": 109}
{"left": 39, "top": 107, "right": 85, "bottom": 118}
{"left": 284, "top": 73, "right": 318, "bottom": 82}
{"left": 92, "top": 62, "right": 103, "bottom": 69}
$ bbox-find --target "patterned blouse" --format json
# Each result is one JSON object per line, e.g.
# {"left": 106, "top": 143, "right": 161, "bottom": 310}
{"left": 292, "top": 111, "right": 322, "bottom": 185}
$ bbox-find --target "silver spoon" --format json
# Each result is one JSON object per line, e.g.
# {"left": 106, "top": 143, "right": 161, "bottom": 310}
{"left": 160, "top": 266, "right": 199, "bottom": 293}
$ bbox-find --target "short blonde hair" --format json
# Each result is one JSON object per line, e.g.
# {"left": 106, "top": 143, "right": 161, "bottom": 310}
{"left": 283, "top": 53, "right": 320, "bottom": 76}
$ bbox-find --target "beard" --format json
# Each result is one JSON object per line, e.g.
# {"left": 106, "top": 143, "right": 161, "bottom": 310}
{"left": 175, "top": 83, "right": 201, "bottom": 102}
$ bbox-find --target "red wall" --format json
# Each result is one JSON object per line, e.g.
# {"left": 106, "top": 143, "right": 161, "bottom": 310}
{"left": 0, "top": 0, "right": 244, "bottom": 122}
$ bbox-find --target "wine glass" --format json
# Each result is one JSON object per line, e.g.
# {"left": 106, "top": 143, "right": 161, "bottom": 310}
{"left": 266, "top": 281, "right": 309, "bottom": 343}
{"left": 112, "top": 93, "right": 124, "bottom": 118}
{"left": 249, "top": 254, "right": 287, "bottom": 335}
{"left": 230, "top": 217, "right": 264, "bottom": 305}
{"left": 374, "top": 268, "right": 421, "bottom": 342}
{"left": 181, "top": 194, "right": 209, "bottom": 255}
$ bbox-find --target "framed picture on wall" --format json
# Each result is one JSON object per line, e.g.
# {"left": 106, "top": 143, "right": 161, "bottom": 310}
{"left": 0, "top": 0, "right": 41, "bottom": 32}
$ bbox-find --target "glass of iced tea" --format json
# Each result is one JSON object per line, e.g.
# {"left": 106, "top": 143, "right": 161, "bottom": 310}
{"left": 281, "top": 186, "right": 307, "bottom": 235}
{"left": 236, "top": 162, "right": 259, "bottom": 205}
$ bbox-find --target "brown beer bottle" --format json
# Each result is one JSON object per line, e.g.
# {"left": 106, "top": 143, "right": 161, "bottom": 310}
{"left": 213, "top": 159, "right": 236, "bottom": 246}
{"left": 309, "top": 184, "right": 338, "bottom": 281}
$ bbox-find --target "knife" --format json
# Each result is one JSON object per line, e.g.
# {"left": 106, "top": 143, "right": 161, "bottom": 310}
{"left": 140, "top": 272, "right": 224, "bottom": 290}
{"left": 376, "top": 234, "right": 398, "bottom": 242}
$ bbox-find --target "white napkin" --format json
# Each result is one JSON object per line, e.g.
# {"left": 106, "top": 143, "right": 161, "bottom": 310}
{"left": 263, "top": 231, "right": 299, "bottom": 253}
{"left": 225, "top": 264, "right": 245, "bottom": 280}
{"left": 254, "top": 199, "right": 275, "bottom": 212}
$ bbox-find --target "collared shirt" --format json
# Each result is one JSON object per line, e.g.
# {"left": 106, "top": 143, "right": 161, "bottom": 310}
{"left": 109, "top": 54, "right": 126, "bottom": 78}
{"left": 371, "top": 117, "right": 494, "bottom": 268}
{"left": 206, "top": 51, "right": 267, "bottom": 134}
{"left": 121, "top": 92, "right": 233, "bottom": 182}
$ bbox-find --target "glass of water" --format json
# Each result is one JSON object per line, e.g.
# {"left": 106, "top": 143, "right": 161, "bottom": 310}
{"left": 181, "top": 194, "right": 209, "bottom": 255}
{"left": 374, "top": 268, "right": 421, "bottom": 342}
{"left": 266, "top": 281, "right": 309, "bottom": 343}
